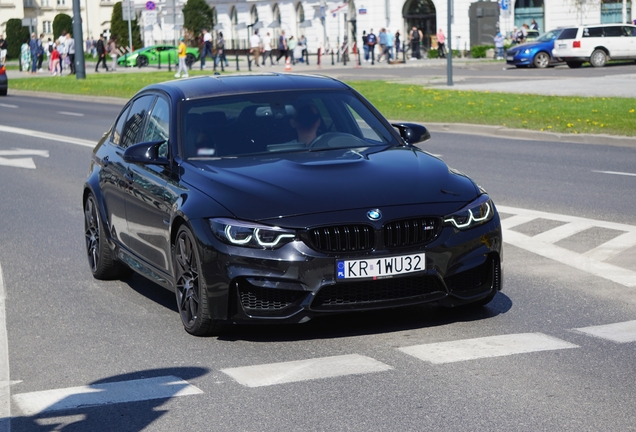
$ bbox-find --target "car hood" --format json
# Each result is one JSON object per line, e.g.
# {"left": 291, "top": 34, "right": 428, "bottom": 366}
{"left": 509, "top": 40, "right": 553, "bottom": 52}
{"left": 183, "top": 146, "right": 479, "bottom": 221}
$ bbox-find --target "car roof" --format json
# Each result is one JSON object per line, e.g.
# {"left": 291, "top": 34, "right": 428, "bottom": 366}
{"left": 141, "top": 73, "right": 350, "bottom": 100}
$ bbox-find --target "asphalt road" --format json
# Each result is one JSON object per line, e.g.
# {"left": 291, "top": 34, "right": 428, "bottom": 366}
{"left": 1, "top": 94, "right": 636, "bottom": 431}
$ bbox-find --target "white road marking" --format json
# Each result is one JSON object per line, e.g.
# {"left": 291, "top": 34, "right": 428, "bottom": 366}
{"left": 221, "top": 354, "right": 393, "bottom": 388}
{"left": 0, "top": 149, "right": 49, "bottom": 157}
{"left": 0, "top": 149, "right": 50, "bottom": 170}
{"left": 0, "top": 125, "right": 94, "bottom": 148}
{"left": 574, "top": 320, "right": 636, "bottom": 343}
{"left": 0, "top": 263, "right": 10, "bottom": 432}
{"left": 12, "top": 375, "right": 203, "bottom": 416}
{"left": 58, "top": 111, "right": 84, "bottom": 117}
{"left": 399, "top": 333, "right": 579, "bottom": 364}
{"left": 0, "top": 104, "right": 17, "bottom": 109}
{"left": 0, "top": 157, "right": 36, "bottom": 169}
{"left": 592, "top": 170, "right": 636, "bottom": 177}
{"left": 499, "top": 206, "right": 636, "bottom": 287}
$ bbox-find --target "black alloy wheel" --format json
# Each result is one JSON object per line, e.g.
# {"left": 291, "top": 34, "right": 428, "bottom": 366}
{"left": 185, "top": 53, "right": 197, "bottom": 68}
{"left": 84, "top": 194, "right": 131, "bottom": 280}
{"left": 136, "top": 55, "right": 149, "bottom": 67}
{"left": 173, "top": 225, "right": 225, "bottom": 336}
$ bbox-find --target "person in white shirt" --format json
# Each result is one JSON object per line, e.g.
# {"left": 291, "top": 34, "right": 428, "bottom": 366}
{"left": 250, "top": 30, "right": 261, "bottom": 67}
{"left": 200, "top": 29, "right": 213, "bottom": 69}
{"left": 261, "top": 32, "right": 274, "bottom": 66}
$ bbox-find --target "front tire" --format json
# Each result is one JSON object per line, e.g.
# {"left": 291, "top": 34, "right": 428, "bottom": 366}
{"left": 136, "top": 55, "right": 149, "bottom": 68}
{"left": 533, "top": 52, "right": 550, "bottom": 68}
{"left": 173, "top": 225, "right": 226, "bottom": 336}
{"left": 185, "top": 53, "right": 197, "bottom": 68}
{"left": 590, "top": 49, "right": 607, "bottom": 67}
{"left": 84, "top": 194, "right": 132, "bottom": 280}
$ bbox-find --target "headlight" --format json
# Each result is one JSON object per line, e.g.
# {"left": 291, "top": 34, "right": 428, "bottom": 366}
{"left": 444, "top": 195, "right": 494, "bottom": 230}
{"left": 523, "top": 49, "right": 531, "bottom": 54}
{"left": 210, "top": 218, "right": 296, "bottom": 249}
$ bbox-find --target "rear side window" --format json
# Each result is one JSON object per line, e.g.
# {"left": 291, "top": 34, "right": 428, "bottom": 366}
{"left": 583, "top": 27, "right": 604, "bottom": 37}
{"left": 625, "top": 26, "right": 636, "bottom": 36}
{"left": 557, "top": 28, "right": 578, "bottom": 39}
{"left": 603, "top": 26, "right": 623, "bottom": 37}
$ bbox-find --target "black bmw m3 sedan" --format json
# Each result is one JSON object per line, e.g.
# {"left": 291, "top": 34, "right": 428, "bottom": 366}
{"left": 83, "top": 73, "right": 503, "bottom": 336}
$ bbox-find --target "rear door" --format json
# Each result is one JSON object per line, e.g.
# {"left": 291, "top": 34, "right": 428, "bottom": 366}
{"left": 623, "top": 25, "right": 636, "bottom": 58}
{"left": 602, "top": 25, "right": 627, "bottom": 57}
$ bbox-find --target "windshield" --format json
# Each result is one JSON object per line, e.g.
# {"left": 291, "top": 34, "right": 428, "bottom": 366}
{"left": 181, "top": 90, "right": 399, "bottom": 159}
{"left": 536, "top": 29, "right": 561, "bottom": 42}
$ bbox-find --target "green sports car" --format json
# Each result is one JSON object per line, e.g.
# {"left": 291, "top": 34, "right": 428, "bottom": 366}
{"left": 118, "top": 45, "right": 200, "bottom": 68}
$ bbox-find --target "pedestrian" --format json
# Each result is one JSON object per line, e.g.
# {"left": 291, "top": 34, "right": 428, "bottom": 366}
{"left": 276, "top": 30, "right": 288, "bottom": 64}
{"left": 46, "top": 38, "right": 53, "bottom": 72}
{"left": 0, "top": 35, "right": 7, "bottom": 65}
{"left": 108, "top": 36, "right": 118, "bottom": 71}
{"left": 300, "top": 35, "right": 308, "bottom": 63}
{"left": 29, "top": 33, "right": 39, "bottom": 73}
{"left": 293, "top": 40, "right": 304, "bottom": 63}
{"left": 58, "top": 31, "right": 67, "bottom": 71}
{"left": 362, "top": 30, "right": 369, "bottom": 62}
{"left": 214, "top": 32, "right": 229, "bottom": 68}
{"left": 66, "top": 32, "right": 76, "bottom": 74}
{"left": 394, "top": 31, "right": 401, "bottom": 58}
{"left": 250, "top": 30, "right": 261, "bottom": 67}
{"left": 386, "top": 29, "right": 394, "bottom": 61}
{"left": 21, "top": 38, "right": 31, "bottom": 72}
{"left": 50, "top": 43, "right": 61, "bottom": 75}
{"left": 378, "top": 28, "right": 387, "bottom": 62}
{"left": 436, "top": 28, "right": 446, "bottom": 58}
{"left": 530, "top": 19, "right": 539, "bottom": 31}
{"left": 95, "top": 34, "right": 109, "bottom": 72}
{"left": 410, "top": 26, "right": 421, "bottom": 59}
{"left": 261, "top": 32, "right": 274, "bottom": 66}
{"left": 200, "top": 29, "right": 213, "bottom": 69}
{"left": 367, "top": 28, "right": 377, "bottom": 64}
{"left": 494, "top": 32, "right": 504, "bottom": 59}
{"left": 37, "top": 33, "right": 45, "bottom": 71}
{"left": 288, "top": 35, "right": 296, "bottom": 64}
{"left": 175, "top": 37, "right": 188, "bottom": 78}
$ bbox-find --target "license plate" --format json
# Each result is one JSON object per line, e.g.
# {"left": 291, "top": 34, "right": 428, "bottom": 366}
{"left": 506, "top": 55, "right": 514, "bottom": 61}
{"left": 558, "top": 44, "right": 566, "bottom": 49}
{"left": 336, "top": 253, "right": 425, "bottom": 280}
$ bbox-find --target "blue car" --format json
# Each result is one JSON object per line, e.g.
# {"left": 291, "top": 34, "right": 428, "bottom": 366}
{"left": 506, "top": 29, "right": 563, "bottom": 68}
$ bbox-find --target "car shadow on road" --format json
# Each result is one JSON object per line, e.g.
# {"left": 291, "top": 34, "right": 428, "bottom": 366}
{"left": 221, "top": 292, "right": 513, "bottom": 343}
{"left": 9, "top": 367, "right": 209, "bottom": 432}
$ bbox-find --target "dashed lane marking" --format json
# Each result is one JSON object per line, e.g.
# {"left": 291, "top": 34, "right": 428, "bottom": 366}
{"left": 0, "top": 125, "right": 94, "bottom": 148}
{"left": 574, "top": 320, "right": 636, "bottom": 343}
{"left": 499, "top": 206, "right": 636, "bottom": 288}
{"left": 12, "top": 376, "right": 203, "bottom": 416}
{"left": 0, "top": 263, "right": 10, "bottom": 432}
{"left": 398, "top": 333, "right": 579, "bottom": 364}
{"left": 221, "top": 354, "right": 393, "bottom": 388}
{"left": 58, "top": 111, "right": 84, "bottom": 117}
{"left": 592, "top": 170, "right": 636, "bottom": 177}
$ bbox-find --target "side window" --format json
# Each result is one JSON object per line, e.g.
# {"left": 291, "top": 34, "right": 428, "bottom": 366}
{"left": 558, "top": 28, "right": 579, "bottom": 39}
{"left": 604, "top": 26, "right": 622, "bottom": 37}
{"left": 625, "top": 26, "right": 636, "bottom": 36}
{"left": 120, "top": 95, "right": 155, "bottom": 149}
{"left": 111, "top": 105, "right": 131, "bottom": 146}
{"left": 143, "top": 97, "right": 170, "bottom": 158}
{"left": 584, "top": 27, "right": 604, "bottom": 38}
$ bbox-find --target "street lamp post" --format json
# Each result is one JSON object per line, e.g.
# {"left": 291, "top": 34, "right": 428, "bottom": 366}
{"left": 72, "top": 0, "right": 86, "bottom": 79}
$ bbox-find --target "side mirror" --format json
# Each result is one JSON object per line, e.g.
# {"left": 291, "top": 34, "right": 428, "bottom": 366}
{"left": 123, "top": 140, "right": 169, "bottom": 165}
{"left": 391, "top": 123, "right": 431, "bottom": 145}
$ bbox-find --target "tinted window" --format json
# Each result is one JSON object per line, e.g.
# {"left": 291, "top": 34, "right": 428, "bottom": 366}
{"left": 111, "top": 105, "right": 131, "bottom": 146}
{"left": 625, "top": 26, "right": 636, "bottom": 36}
{"left": 536, "top": 29, "right": 562, "bottom": 42}
{"left": 557, "top": 28, "right": 578, "bottom": 39}
{"left": 583, "top": 27, "right": 604, "bottom": 37}
{"left": 181, "top": 90, "right": 399, "bottom": 159}
{"left": 143, "top": 97, "right": 170, "bottom": 158}
{"left": 120, "top": 95, "right": 155, "bottom": 149}
{"left": 603, "top": 26, "right": 622, "bottom": 37}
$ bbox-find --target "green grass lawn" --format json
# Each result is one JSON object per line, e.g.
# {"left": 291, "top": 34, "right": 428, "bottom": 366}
{"left": 7, "top": 72, "right": 636, "bottom": 136}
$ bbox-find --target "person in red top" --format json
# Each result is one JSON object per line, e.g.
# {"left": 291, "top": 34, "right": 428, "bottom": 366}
{"left": 50, "top": 44, "right": 61, "bottom": 75}
{"left": 436, "top": 28, "right": 446, "bottom": 58}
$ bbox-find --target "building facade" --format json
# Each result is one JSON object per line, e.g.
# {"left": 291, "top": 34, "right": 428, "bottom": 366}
{"left": 1, "top": 0, "right": 634, "bottom": 52}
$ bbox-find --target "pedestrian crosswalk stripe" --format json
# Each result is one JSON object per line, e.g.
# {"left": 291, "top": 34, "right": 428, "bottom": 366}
{"left": 574, "top": 320, "right": 636, "bottom": 343}
{"left": 221, "top": 354, "right": 393, "bottom": 388}
{"left": 582, "top": 231, "right": 636, "bottom": 262}
{"left": 398, "top": 333, "right": 579, "bottom": 364}
{"left": 12, "top": 375, "right": 203, "bottom": 416}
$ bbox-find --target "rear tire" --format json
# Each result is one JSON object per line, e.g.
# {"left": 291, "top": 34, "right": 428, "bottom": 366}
{"left": 533, "top": 52, "right": 550, "bottom": 68}
{"left": 173, "top": 225, "right": 227, "bottom": 336}
{"left": 84, "top": 194, "right": 132, "bottom": 280}
{"left": 589, "top": 49, "right": 607, "bottom": 67}
{"left": 185, "top": 53, "right": 197, "bottom": 68}
{"left": 566, "top": 61, "right": 583, "bottom": 68}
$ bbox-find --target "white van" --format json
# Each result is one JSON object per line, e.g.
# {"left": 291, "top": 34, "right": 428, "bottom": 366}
{"left": 552, "top": 24, "right": 636, "bottom": 68}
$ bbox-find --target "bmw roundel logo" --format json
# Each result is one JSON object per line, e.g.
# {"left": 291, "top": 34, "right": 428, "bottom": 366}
{"left": 367, "top": 209, "right": 382, "bottom": 221}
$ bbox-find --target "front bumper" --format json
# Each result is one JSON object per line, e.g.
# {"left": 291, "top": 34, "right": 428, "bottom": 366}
{"left": 190, "top": 211, "right": 503, "bottom": 324}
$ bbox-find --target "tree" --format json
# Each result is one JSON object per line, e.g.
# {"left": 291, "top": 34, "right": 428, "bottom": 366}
{"left": 53, "top": 14, "right": 73, "bottom": 40}
{"left": 183, "top": 0, "right": 215, "bottom": 42}
{"left": 5, "top": 19, "right": 30, "bottom": 59}
{"left": 110, "top": 2, "right": 142, "bottom": 49}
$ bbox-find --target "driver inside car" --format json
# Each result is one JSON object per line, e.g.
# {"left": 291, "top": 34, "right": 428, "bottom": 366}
{"left": 289, "top": 104, "right": 321, "bottom": 146}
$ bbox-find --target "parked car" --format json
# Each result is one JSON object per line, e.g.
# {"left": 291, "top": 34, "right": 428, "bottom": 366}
{"left": 0, "top": 64, "right": 7, "bottom": 96}
{"left": 506, "top": 29, "right": 564, "bottom": 68}
{"left": 552, "top": 24, "right": 636, "bottom": 68}
{"left": 118, "top": 45, "right": 199, "bottom": 68}
{"left": 83, "top": 74, "right": 503, "bottom": 336}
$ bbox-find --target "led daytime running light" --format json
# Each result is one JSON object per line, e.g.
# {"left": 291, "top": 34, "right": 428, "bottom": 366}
{"left": 254, "top": 229, "right": 295, "bottom": 247}
{"left": 225, "top": 225, "right": 252, "bottom": 245}
{"left": 444, "top": 202, "right": 491, "bottom": 229}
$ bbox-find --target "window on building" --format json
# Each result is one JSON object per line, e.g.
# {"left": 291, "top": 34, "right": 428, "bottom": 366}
{"left": 601, "top": 0, "right": 631, "bottom": 24}
{"left": 43, "top": 21, "right": 52, "bottom": 33}
{"left": 57, "top": 0, "right": 66, "bottom": 5}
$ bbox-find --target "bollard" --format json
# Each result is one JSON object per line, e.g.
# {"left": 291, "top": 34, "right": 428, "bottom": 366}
{"left": 317, "top": 48, "right": 321, "bottom": 69}
{"left": 306, "top": 50, "right": 310, "bottom": 65}
{"left": 331, "top": 51, "right": 335, "bottom": 65}
{"left": 158, "top": 53, "right": 161, "bottom": 70}
{"left": 343, "top": 50, "right": 347, "bottom": 66}
{"left": 357, "top": 50, "right": 361, "bottom": 67}
{"left": 168, "top": 53, "right": 172, "bottom": 72}
{"left": 247, "top": 52, "right": 251, "bottom": 71}
{"left": 236, "top": 52, "right": 240, "bottom": 71}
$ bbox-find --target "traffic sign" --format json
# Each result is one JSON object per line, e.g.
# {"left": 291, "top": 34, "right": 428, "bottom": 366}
{"left": 146, "top": 1, "right": 155, "bottom": 10}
